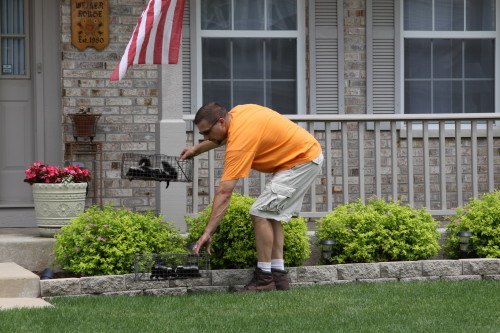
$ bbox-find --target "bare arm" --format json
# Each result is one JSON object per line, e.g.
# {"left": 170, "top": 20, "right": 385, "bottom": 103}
{"left": 179, "top": 139, "right": 226, "bottom": 161}
{"left": 192, "top": 179, "right": 238, "bottom": 255}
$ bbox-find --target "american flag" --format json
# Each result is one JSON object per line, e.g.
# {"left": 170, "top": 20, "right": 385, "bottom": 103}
{"left": 110, "top": 0, "right": 186, "bottom": 81}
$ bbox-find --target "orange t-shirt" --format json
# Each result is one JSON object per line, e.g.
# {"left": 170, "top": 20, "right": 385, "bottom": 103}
{"left": 221, "top": 104, "right": 322, "bottom": 181}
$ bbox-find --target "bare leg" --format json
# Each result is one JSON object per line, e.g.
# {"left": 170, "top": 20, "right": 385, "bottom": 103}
{"left": 251, "top": 215, "right": 274, "bottom": 262}
{"left": 270, "top": 219, "right": 284, "bottom": 260}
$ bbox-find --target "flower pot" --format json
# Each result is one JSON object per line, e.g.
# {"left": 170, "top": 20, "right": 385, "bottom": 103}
{"left": 68, "top": 114, "right": 101, "bottom": 142}
{"left": 32, "top": 183, "right": 88, "bottom": 237}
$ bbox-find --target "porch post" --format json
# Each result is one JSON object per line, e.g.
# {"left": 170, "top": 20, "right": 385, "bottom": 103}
{"left": 157, "top": 58, "right": 187, "bottom": 232}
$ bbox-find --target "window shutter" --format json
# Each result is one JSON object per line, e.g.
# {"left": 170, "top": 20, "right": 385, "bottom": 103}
{"left": 309, "top": 0, "right": 343, "bottom": 114}
{"left": 182, "top": 0, "right": 191, "bottom": 115}
{"left": 367, "top": 0, "right": 398, "bottom": 114}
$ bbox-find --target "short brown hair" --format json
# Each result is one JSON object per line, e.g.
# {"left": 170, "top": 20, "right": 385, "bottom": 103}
{"left": 194, "top": 102, "right": 227, "bottom": 125}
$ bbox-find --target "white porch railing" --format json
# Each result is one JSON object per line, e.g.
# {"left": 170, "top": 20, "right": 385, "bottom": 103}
{"left": 183, "top": 113, "right": 500, "bottom": 218}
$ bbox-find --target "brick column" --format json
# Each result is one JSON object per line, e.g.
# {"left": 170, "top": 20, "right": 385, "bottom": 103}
{"left": 344, "top": 0, "right": 366, "bottom": 114}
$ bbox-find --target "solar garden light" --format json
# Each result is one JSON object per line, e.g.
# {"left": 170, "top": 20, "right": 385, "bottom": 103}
{"left": 320, "top": 239, "right": 335, "bottom": 264}
{"left": 40, "top": 268, "right": 54, "bottom": 280}
{"left": 457, "top": 231, "right": 473, "bottom": 258}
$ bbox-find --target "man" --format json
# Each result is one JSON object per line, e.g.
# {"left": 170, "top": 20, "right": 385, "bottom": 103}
{"left": 180, "top": 103, "right": 323, "bottom": 292}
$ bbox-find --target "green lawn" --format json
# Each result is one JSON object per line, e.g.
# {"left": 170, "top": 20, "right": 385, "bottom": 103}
{"left": 1, "top": 280, "right": 499, "bottom": 333}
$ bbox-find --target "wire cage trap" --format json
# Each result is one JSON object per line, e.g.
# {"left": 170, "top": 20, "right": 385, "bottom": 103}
{"left": 121, "top": 153, "right": 193, "bottom": 187}
{"left": 134, "top": 253, "right": 210, "bottom": 280}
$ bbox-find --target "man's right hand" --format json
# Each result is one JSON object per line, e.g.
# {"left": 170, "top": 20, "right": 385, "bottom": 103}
{"left": 180, "top": 140, "right": 226, "bottom": 161}
{"left": 179, "top": 146, "right": 197, "bottom": 161}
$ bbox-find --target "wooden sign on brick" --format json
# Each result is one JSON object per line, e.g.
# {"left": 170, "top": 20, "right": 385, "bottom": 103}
{"left": 71, "top": 0, "right": 109, "bottom": 51}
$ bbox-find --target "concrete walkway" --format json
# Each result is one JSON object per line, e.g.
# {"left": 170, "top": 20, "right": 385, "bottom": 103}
{"left": 0, "top": 298, "right": 53, "bottom": 310}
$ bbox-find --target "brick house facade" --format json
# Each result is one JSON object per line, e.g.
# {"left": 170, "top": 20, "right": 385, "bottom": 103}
{"left": 1, "top": 0, "right": 498, "bottom": 229}
{"left": 59, "top": 0, "right": 368, "bottom": 220}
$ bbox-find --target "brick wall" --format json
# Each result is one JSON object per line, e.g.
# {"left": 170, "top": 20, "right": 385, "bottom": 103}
{"left": 61, "top": 0, "right": 159, "bottom": 211}
{"left": 344, "top": 0, "right": 367, "bottom": 115}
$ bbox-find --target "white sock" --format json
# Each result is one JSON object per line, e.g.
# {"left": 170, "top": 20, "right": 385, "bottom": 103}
{"left": 257, "top": 262, "right": 271, "bottom": 273}
{"left": 271, "top": 259, "right": 285, "bottom": 271}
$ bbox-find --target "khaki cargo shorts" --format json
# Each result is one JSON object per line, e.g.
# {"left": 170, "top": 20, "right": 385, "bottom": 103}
{"left": 249, "top": 153, "right": 323, "bottom": 222}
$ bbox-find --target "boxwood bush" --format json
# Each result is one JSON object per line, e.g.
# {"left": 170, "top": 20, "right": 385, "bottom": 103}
{"left": 53, "top": 204, "right": 186, "bottom": 276}
{"left": 444, "top": 191, "right": 500, "bottom": 259}
{"left": 186, "top": 193, "right": 311, "bottom": 269}
{"left": 315, "top": 198, "right": 440, "bottom": 264}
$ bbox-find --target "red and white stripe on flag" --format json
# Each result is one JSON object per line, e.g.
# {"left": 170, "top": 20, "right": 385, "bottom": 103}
{"left": 110, "top": 0, "right": 186, "bottom": 81}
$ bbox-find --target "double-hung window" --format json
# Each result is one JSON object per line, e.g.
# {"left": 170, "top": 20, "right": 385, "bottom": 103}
{"left": 196, "top": 0, "right": 305, "bottom": 114}
{"left": 403, "top": 0, "right": 499, "bottom": 114}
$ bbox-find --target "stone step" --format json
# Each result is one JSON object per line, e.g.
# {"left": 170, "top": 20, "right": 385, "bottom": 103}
{"left": 0, "top": 262, "right": 41, "bottom": 298}
{"left": 0, "top": 228, "right": 56, "bottom": 272}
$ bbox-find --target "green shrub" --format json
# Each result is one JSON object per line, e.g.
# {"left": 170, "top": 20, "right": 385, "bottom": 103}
{"left": 53, "top": 205, "right": 186, "bottom": 276}
{"left": 186, "top": 193, "right": 311, "bottom": 269}
{"left": 444, "top": 191, "right": 500, "bottom": 259}
{"left": 315, "top": 198, "right": 440, "bottom": 264}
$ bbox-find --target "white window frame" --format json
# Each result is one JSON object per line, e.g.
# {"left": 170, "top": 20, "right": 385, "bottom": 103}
{"left": 397, "top": 0, "right": 500, "bottom": 116}
{"left": 192, "top": 0, "right": 306, "bottom": 114}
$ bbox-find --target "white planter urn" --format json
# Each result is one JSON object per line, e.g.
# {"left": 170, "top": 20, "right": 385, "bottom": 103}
{"left": 32, "top": 183, "right": 88, "bottom": 237}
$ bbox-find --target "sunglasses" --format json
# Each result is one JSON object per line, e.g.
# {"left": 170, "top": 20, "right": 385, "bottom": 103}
{"left": 199, "top": 119, "right": 220, "bottom": 136}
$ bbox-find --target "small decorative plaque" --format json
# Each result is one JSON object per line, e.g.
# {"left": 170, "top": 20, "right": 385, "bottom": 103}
{"left": 71, "top": 0, "right": 109, "bottom": 51}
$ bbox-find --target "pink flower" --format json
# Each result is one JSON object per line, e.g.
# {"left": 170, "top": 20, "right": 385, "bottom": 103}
{"left": 23, "top": 162, "right": 91, "bottom": 185}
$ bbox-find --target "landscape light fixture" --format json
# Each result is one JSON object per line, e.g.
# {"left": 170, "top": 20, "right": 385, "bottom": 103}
{"left": 457, "top": 231, "right": 473, "bottom": 258}
{"left": 320, "top": 239, "right": 335, "bottom": 264}
{"left": 40, "top": 268, "right": 54, "bottom": 280}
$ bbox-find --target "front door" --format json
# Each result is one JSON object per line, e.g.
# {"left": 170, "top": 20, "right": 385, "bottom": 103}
{"left": 0, "top": 0, "right": 61, "bottom": 228}
{"left": 0, "top": 0, "right": 36, "bottom": 226}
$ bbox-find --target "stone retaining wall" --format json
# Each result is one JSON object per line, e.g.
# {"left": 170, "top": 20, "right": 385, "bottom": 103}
{"left": 41, "top": 259, "right": 500, "bottom": 298}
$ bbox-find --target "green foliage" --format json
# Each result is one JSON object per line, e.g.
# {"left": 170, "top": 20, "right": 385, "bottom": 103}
{"left": 185, "top": 193, "right": 311, "bottom": 269}
{"left": 444, "top": 191, "right": 500, "bottom": 259}
{"left": 315, "top": 198, "right": 440, "bottom": 264}
{"left": 53, "top": 204, "right": 186, "bottom": 276}
{"left": 282, "top": 216, "right": 311, "bottom": 267}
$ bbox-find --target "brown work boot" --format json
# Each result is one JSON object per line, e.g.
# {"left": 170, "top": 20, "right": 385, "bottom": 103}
{"left": 271, "top": 268, "right": 290, "bottom": 291}
{"left": 238, "top": 268, "right": 276, "bottom": 292}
